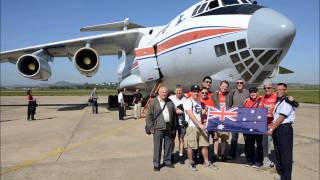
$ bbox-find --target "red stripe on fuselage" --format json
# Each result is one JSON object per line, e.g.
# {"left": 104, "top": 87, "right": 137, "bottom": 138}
{"left": 135, "top": 28, "right": 243, "bottom": 59}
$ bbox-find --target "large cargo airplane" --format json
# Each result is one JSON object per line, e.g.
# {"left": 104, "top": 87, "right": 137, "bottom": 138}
{"left": 0, "top": 0, "right": 295, "bottom": 92}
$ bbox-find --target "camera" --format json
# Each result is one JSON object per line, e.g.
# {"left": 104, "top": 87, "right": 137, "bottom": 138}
{"left": 176, "top": 104, "right": 188, "bottom": 127}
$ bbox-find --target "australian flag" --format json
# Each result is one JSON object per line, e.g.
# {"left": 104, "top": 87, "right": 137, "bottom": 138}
{"left": 207, "top": 107, "right": 268, "bottom": 134}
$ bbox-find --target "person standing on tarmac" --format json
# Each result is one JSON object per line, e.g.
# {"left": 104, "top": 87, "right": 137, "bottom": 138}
{"left": 228, "top": 79, "right": 250, "bottom": 160}
{"left": 145, "top": 86, "right": 176, "bottom": 172}
{"left": 243, "top": 87, "right": 264, "bottom": 168}
{"left": 169, "top": 85, "right": 187, "bottom": 164}
{"left": 90, "top": 87, "right": 99, "bottom": 114}
{"left": 118, "top": 88, "right": 125, "bottom": 120}
{"left": 27, "top": 89, "right": 37, "bottom": 120}
{"left": 267, "top": 83, "right": 297, "bottom": 180}
{"left": 261, "top": 80, "right": 277, "bottom": 168}
{"left": 133, "top": 89, "right": 143, "bottom": 119}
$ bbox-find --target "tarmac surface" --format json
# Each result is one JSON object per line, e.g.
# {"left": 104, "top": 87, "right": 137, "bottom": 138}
{"left": 0, "top": 96, "right": 319, "bottom": 180}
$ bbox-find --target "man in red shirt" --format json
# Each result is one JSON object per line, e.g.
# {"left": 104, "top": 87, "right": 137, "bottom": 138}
{"left": 200, "top": 87, "right": 215, "bottom": 125}
{"left": 261, "top": 80, "right": 277, "bottom": 168}
{"left": 212, "top": 80, "right": 230, "bottom": 162}
{"left": 186, "top": 76, "right": 213, "bottom": 98}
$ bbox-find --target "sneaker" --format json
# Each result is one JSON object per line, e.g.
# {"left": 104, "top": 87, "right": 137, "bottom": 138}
{"left": 204, "top": 162, "right": 219, "bottom": 170}
{"left": 178, "top": 155, "right": 185, "bottom": 164}
{"left": 190, "top": 163, "right": 197, "bottom": 171}
{"left": 273, "top": 174, "right": 281, "bottom": 180}
{"left": 213, "top": 154, "right": 219, "bottom": 162}
{"left": 252, "top": 163, "right": 262, "bottom": 169}
{"left": 245, "top": 162, "right": 253, "bottom": 167}
{"left": 164, "top": 164, "right": 174, "bottom": 168}
{"left": 220, "top": 155, "right": 228, "bottom": 162}
{"left": 153, "top": 166, "right": 160, "bottom": 172}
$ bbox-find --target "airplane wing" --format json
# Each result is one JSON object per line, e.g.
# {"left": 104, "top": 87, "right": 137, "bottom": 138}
{"left": 0, "top": 29, "right": 143, "bottom": 63}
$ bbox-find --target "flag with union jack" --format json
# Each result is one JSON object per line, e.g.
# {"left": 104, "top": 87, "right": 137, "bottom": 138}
{"left": 206, "top": 107, "right": 268, "bottom": 134}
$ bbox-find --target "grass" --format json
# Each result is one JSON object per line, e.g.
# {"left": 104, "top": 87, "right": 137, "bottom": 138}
{"left": 287, "top": 90, "right": 320, "bottom": 104}
{"left": 0, "top": 89, "right": 118, "bottom": 96}
{"left": 257, "top": 89, "right": 320, "bottom": 104}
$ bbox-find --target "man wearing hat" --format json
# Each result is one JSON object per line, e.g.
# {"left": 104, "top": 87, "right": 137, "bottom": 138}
{"left": 183, "top": 84, "right": 213, "bottom": 171}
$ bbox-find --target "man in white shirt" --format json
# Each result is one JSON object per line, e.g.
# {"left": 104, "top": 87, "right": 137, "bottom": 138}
{"left": 184, "top": 84, "right": 213, "bottom": 171}
{"left": 267, "top": 83, "right": 296, "bottom": 180}
{"left": 118, "top": 88, "right": 125, "bottom": 120}
{"left": 169, "top": 85, "right": 187, "bottom": 164}
{"left": 145, "top": 86, "right": 177, "bottom": 171}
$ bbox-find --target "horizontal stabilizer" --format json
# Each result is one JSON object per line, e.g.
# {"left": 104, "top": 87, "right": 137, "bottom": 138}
{"left": 80, "top": 18, "right": 145, "bottom": 32}
{"left": 279, "top": 66, "right": 294, "bottom": 74}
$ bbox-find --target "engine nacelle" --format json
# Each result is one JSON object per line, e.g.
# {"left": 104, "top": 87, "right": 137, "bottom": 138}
{"left": 73, "top": 47, "right": 100, "bottom": 77}
{"left": 16, "top": 49, "right": 52, "bottom": 81}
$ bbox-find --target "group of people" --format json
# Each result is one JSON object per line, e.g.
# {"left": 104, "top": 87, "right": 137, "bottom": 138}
{"left": 117, "top": 88, "right": 143, "bottom": 120}
{"left": 145, "top": 76, "right": 297, "bottom": 180}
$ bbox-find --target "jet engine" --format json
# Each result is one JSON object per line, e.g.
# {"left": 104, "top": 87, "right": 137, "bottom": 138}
{"left": 16, "top": 49, "right": 52, "bottom": 81}
{"left": 73, "top": 47, "right": 100, "bottom": 77}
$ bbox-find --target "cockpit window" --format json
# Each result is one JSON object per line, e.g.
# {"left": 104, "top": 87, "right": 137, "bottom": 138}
{"left": 192, "top": 5, "right": 201, "bottom": 16}
{"left": 198, "top": 2, "right": 208, "bottom": 14}
{"left": 207, "top": 0, "right": 219, "bottom": 10}
{"left": 192, "top": 0, "right": 261, "bottom": 17}
{"left": 222, "top": 0, "right": 240, "bottom": 5}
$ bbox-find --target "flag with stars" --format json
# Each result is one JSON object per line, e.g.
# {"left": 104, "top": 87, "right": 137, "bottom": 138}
{"left": 207, "top": 107, "right": 268, "bottom": 134}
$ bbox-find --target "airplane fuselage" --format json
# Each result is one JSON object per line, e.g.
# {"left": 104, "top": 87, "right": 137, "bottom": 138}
{"left": 119, "top": 1, "right": 295, "bottom": 92}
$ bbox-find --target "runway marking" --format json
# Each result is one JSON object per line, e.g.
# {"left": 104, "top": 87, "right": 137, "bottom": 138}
{"left": 0, "top": 116, "right": 144, "bottom": 176}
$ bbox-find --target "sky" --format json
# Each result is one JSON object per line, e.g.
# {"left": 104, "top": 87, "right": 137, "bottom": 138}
{"left": 0, "top": 0, "right": 319, "bottom": 86}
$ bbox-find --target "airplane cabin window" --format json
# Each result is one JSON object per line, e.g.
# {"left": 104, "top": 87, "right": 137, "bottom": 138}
{"left": 208, "top": 0, "right": 219, "bottom": 10}
{"left": 237, "top": 39, "right": 247, "bottom": 49}
{"left": 198, "top": 2, "right": 208, "bottom": 14}
{"left": 192, "top": 5, "right": 201, "bottom": 16}
{"left": 227, "top": 41, "right": 236, "bottom": 53}
{"left": 214, "top": 44, "right": 227, "bottom": 57}
{"left": 222, "top": 0, "right": 240, "bottom": 5}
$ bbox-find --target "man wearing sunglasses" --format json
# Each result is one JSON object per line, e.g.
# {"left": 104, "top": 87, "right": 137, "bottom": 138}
{"left": 228, "top": 79, "right": 250, "bottom": 160}
{"left": 261, "top": 80, "right": 277, "bottom": 169}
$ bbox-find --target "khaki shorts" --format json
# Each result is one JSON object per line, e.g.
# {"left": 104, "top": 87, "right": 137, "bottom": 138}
{"left": 186, "top": 127, "right": 209, "bottom": 149}
{"left": 213, "top": 132, "right": 229, "bottom": 142}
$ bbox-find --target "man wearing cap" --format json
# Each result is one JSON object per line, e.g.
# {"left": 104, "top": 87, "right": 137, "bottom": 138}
{"left": 145, "top": 86, "right": 177, "bottom": 171}
{"left": 261, "top": 80, "right": 277, "bottom": 168}
{"left": 228, "top": 79, "right": 250, "bottom": 160}
{"left": 243, "top": 87, "right": 264, "bottom": 168}
{"left": 267, "top": 83, "right": 296, "bottom": 180}
{"left": 183, "top": 84, "right": 213, "bottom": 171}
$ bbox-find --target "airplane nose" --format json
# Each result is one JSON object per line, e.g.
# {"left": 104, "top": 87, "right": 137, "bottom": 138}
{"left": 247, "top": 8, "right": 296, "bottom": 49}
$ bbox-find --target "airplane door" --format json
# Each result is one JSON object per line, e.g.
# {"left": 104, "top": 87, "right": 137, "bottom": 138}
{"left": 135, "top": 46, "right": 161, "bottom": 82}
